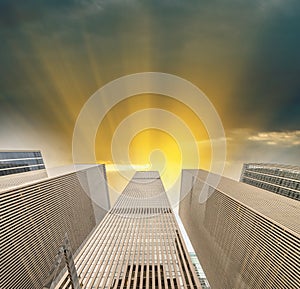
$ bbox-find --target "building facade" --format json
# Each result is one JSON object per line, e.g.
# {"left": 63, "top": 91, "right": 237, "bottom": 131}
{"left": 189, "top": 253, "right": 210, "bottom": 289}
{"left": 0, "top": 165, "right": 109, "bottom": 289}
{"left": 54, "top": 171, "right": 202, "bottom": 289}
{"left": 179, "top": 169, "right": 300, "bottom": 289}
{"left": 0, "top": 150, "right": 48, "bottom": 190}
{"left": 240, "top": 163, "right": 300, "bottom": 201}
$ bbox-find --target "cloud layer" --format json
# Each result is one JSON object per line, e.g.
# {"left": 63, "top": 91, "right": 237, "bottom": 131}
{"left": 0, "top": 0, "right": 299, "bottom": 181}
{"left": 248, "top": 130, "right": 300, "bottom": 146}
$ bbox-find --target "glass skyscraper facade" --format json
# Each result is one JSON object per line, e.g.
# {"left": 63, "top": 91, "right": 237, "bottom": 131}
{"left": 240, "top": 163, "right": 300, "bottom": 201}
{"left": 0, "top": 151, "right": 46, "bottom": 176}
{"left": 189, "top": 253, "right": 210, "bottom": 289}
{"left": 0, "top": 151, "right": 48, "bottom": 190}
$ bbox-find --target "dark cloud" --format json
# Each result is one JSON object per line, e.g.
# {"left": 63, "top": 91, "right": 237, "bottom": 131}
{"left": 0, "top": 0, "right": 299, "bottom": 168}
{"left": 229, "top": 0, "right": 300, "bottom": 130}
{"left": 0, "top": 0, "right": 78, "bottom": 28}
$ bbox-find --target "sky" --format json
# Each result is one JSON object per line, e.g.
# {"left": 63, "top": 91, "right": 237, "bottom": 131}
{"left": 0, "top": 0, "right": 299, "bottom": 199}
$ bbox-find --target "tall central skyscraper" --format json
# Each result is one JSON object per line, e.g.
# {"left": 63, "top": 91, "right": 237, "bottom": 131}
{"left": 54, "top": 171, "right": 201, "bottom": 289}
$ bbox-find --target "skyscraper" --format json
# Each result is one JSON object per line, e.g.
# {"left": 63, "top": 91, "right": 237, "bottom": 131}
{"left": 0, "top": 150, "right": 47, "bottom": 190}
{"left": 240, "top": 163, "right": 300, "bottom": 201}
{"left": 53, "top": 171, "right": 202, "bottom": 289}
{"left": 179, "top": 169, "right": 300, "bottom": 289}
{"left": 0, "top": 165, "right": 110, "bottom": 289}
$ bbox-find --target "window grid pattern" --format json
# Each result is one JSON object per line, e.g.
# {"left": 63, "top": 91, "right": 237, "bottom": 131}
{"left": 0, "top": 151, "right": 46, "bottom": 177}
{"left": 0, "top": 168, "right": 101, "bottom": 289}
{"left": 55, "top": 172, "right": 202, "bottom": 289}
{"left": 240, "top": 163, "right": 300, "bottom": 201}
{"left": 0, "top": 151, "right": 48, "bottom": 190}
{"left": 179, "top": 170, "right": 300, "bottom": 289}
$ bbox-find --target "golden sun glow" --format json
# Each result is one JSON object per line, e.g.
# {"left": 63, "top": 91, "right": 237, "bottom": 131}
{"left": 129, "top": 128, "right": 181, "bottom": 189}
{"left": 95, "top": 94, "right": 212, "bottom": 200}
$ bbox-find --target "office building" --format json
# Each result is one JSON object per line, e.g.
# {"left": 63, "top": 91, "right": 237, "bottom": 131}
{"left": 0, "top": 150, "right": 47, "bottom": 190}
{"left": 240, "top": 163, "right": 300, "bottom": 201}
{"left": 53, "top": 171, "right": 202, "bottom": 289}
{"left": 0, "top": 165, "right": 110, "bottom": 289}
{"left": 189, "top": 253, "right": 210, "bottom": 289}
{"left": 179, "top": 169, "right": 300, "bottom": 289}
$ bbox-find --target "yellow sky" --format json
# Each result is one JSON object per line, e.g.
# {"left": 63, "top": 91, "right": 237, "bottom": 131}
{"left": 95, "top": 94, "right": 212, "bottom": 196}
